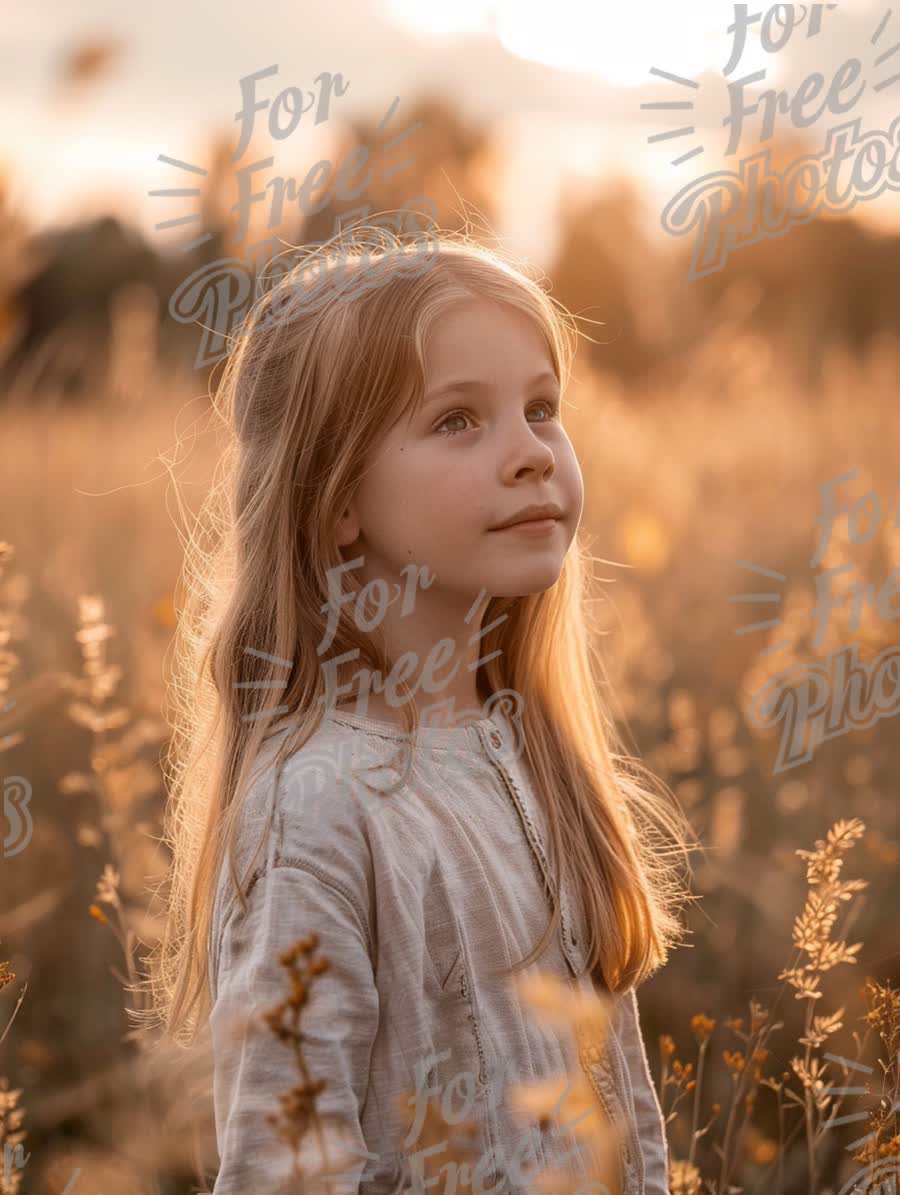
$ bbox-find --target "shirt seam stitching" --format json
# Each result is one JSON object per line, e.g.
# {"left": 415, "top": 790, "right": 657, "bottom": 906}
{"left": 272, "top": 856, "right": 375, "bottom": 955}
{"left": 328, "top": 714, "right": 487, "bottom": 753}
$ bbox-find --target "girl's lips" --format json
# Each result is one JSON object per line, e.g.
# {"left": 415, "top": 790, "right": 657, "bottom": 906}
{"left": 492, "top": 517, "right": 560, "bottom": 533}
{"left": 489, "top": 502, "right": 565, "bottom": 530}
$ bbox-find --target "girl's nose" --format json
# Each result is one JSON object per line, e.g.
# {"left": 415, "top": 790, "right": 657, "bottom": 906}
{"left": 503, "top": 424, "right": 555, "bottom": 483}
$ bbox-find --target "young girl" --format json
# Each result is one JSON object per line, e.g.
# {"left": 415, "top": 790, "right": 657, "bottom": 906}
{"left": 148, "top": 229, "right": 695, "bottom": 1195}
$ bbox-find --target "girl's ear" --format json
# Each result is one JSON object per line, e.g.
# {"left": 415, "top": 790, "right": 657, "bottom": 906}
{"left": 335, "top": 503, "right": 361, "bottom": 548}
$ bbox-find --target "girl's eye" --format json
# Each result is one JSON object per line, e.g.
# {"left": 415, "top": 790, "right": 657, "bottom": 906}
{"left": 435, "top": 411, "right": 471, "bottom": 436}
{"left": 528, "top": 398, "right": 560, "bottom": 422}
{"left": 432, "top": 399, "right": 559, "bottom": 437}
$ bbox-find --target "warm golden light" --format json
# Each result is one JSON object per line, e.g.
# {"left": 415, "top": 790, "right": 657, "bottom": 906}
{"left": 381, "top": 0, "right": 780, "bottom": 87}
{"left": 380, "top": 0, "right": 493, "bottom": 37}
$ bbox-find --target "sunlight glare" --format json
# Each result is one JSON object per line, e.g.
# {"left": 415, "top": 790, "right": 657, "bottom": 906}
{"left": 382, "top": 0, "right": 779, "bottom": 87}
{"left": 380, "top": 0, "right": 494, "bottom": 37}
{"left": 496, "top": 0, "right": 776, "bottom": 86}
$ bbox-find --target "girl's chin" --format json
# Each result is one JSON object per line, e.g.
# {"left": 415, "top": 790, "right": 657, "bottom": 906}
{"left": 479, "top": 563, "right": 566, "bottom": 598}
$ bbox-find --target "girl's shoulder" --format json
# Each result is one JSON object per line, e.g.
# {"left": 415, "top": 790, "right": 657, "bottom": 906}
{"left": 213, "top": 714, "right": 388, "bottom": 939}
{"left": 237, "top": 710, "right": 408, "bottom": 864}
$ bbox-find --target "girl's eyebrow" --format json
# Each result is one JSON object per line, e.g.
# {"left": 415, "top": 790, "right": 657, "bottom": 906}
{"left": 422, "top": 370, "right": 559, "bottom": 407}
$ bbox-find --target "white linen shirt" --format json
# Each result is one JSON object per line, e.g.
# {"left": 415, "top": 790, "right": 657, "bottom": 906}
{"left": 208, "top": 703, "right": 671, "bottom": 1195}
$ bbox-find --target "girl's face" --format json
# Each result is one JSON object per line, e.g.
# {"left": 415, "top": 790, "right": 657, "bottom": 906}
{"left": 338, "top": 297, "right": 584, "bottom": 602}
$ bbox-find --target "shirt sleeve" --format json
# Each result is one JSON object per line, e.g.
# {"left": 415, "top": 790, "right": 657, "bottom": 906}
{"left": 210, "top": 862, "right": 381, "bottom": 1195}
{"left": 618, "top": 987, "right": 671, "bottom": 1195}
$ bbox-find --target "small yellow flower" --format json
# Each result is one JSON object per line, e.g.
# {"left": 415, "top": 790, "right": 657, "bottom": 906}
{"left": 691, "top": 1013, "right": 716, "bottom": 1042}
{"left": 660, "top": 1034, "right": 677, "bottom": 1058}
{"left": 88, "top": 903, "right": 108, "bottom": 925}
{"left": 723, "top": 1049, "right": 746, "bottom": 1074}
{"left": 669, "top": 1157, "right": 703, "bottom": 1195}
{"left": 514, "top": 971, "right": 611, "bottom": 1042}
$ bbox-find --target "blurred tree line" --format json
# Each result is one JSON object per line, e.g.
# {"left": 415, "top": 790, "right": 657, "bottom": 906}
{"left": 1, "top": 87, "right": 899, "bottom": 399}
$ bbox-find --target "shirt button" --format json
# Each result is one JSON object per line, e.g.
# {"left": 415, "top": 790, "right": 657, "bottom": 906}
{"left": 489, "top": 730, "right": 502, "bottom": 749}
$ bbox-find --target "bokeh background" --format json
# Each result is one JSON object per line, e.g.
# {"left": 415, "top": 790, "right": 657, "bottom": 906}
{"left": 1, "top": 2, "right": 899, "bottom": 1192}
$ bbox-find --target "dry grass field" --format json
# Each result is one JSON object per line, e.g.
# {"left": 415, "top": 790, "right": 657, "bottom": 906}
{"left": 1, "top": 75, "right": 899, "bottom": 1195}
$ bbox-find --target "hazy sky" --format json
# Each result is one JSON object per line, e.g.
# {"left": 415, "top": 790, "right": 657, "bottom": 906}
{"left": 2, "top": 0, "right": 897, "bottom": 264}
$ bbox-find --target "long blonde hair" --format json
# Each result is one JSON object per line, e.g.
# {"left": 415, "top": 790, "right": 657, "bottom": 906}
{"left": 143, "top": 226, "right": 697, "bottom": 1047}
